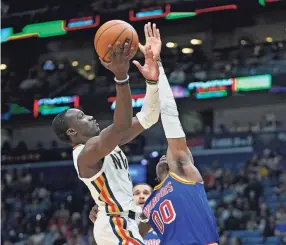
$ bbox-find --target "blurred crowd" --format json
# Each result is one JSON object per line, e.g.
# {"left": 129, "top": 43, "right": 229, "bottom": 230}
{"left": 2, "top": 148, "right": 286, "bottom": 245}
{"left": 214, "top": 112, "right": 284, "bottom": 134}
{"left": 1, "top": 133, "right": 146, "bottom": 165}
{"left": 2, "top": 40, "right": 286, "bottom": 101}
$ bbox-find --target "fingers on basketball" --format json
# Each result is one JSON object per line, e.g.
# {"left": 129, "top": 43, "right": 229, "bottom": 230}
{"left": 115, "top": 41, "right": 121, "bottom": 54}
{"left": 99, "top": 56, "right": 110, "bottom": 68}
{"left": 127, "top": 47, "right": 134, "bottom": 60}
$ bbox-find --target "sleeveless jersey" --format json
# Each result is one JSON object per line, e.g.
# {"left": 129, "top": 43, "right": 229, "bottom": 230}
{"left": 73, "top": 144, "right": 137, "bottom": 214}
{"left": 144, "top": 229, "right": 160, "bottom": 245}
{"left": 143, "top": 172, "right": 219, "bottom": 245}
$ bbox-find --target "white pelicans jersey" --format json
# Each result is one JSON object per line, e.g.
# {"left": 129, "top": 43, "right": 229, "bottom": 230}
{"left": 73, "top": 144, "right": 137, "bottom": 214}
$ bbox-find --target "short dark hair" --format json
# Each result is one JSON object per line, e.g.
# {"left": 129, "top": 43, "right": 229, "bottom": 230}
{"left": 52, "top": 109, "right": 71, "bottom": 143}
{"left": 133, "top": 183, "right": 153, "bottom": 192}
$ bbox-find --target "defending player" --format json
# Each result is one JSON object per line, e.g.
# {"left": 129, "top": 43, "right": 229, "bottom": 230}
{"left": 140, "top": 23, "right": 219, "bottom": 245}
{"left": 52, "top": 42, "right": 160, "bottom": 245}
{"left": 90, "top": 183, "right": 160, "bottom": 245}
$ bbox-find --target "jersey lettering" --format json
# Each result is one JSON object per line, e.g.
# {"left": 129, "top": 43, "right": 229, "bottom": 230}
{"left": 118, "top": 151, "right": 128, "bottom": 169}
{"left": 152, "top": 211, "right": 164, "bottom": 233}
{"left": 152, "top": 199, "right": 176, "bottom": 233}
{"left": 110, "top": 152, "right": 127, "bottom": 170}
{"left": 159, "top": 200, "right": 176, "bottom": 224}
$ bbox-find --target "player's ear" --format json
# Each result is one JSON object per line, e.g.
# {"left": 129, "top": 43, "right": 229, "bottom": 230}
{"left": 66, "top": 128, "right": 77, "bottom": 136}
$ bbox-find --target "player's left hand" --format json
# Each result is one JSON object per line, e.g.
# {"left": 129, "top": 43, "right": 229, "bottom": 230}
{"left": 133, "top": 44, "right": 159, "bottom": 81}
{"left": 89, "top": 205, "right": 99, "bottom": 223}
{"left": 139, "top": 22, "right": 161, "bottom": 59}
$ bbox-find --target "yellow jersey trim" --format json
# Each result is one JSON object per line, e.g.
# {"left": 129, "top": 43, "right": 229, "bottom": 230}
{"left": 153, "top": 174, "right": 169, "bottom": 190}
{"left": 169, "top": 171, "right": 197, "bottom": 185}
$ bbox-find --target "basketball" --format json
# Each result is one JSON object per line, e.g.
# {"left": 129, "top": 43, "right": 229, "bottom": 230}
{"left": 94, "top": 20, "right": 139, "bottom": 62}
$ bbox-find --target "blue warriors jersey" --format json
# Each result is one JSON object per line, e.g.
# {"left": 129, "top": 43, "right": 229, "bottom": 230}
{"left": 144, "top": 229, "right": 160, "bottom": 245}
{"left": 143, "top": 172, "right": 219, "bottom": 245}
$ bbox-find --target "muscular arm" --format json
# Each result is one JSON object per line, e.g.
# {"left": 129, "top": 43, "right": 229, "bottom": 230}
{"left": 119, "top": 82, "right": 160, "bottom": 146}
{"left": 119, "top": 117, "right": 144, "bottom": 146}
{"left": 79, "top": 83, "right": 132, "bottom": 171}
{"left": 158, "top": 61, "right": 202, "bottom": 181}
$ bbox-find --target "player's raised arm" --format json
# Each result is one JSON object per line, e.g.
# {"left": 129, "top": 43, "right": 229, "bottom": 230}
{"left": 79, "top": 42, "right": 134, "bottom": 165}
{"left": 143, "top": 22, "right": 202, "bottom": 182}
{"left": 119, "top": 44, "right": 160, "bottom": 146}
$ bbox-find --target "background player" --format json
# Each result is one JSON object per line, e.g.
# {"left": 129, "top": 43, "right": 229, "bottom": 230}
{"left": 139, "top": 23, "right": 219, "bottom": 245}
{"left": 90, "top": 183, "right": 160, "bottom": 245}
{"left": 52, "top": 41, "right": 160, "bottom": 245}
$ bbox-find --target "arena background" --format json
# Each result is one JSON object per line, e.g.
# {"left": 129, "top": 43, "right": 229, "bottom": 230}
{"left": 1, "top": 0, "right": 286, "bottom": 244}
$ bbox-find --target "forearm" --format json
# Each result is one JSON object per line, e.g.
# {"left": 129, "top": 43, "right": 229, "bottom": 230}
{"left": 157, "top": 60, "right": 185, "bottom": 139}
{"left": 113, "top": 82, "right": 132, "bottom": 132}
{"left": 118, "top": 81, "right": 160, "bottom": 146}
{"left": 136, "top": 82, "right": 160, "bottom": 129}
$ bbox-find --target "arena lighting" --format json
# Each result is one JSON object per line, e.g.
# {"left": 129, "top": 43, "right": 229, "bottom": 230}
{"left": 1, "top": 16, "right": 100, "bottom": 43}
{"left": 265, "top": 37, "right": 273, "bottom": 43}
{"left": 129, "top": 4, "right": 171, "bottom": 21}
{"left": 166, "top": 42, "right": 177, "bottom": 48}
{"left": 240, "top": 40, "right": 247, "bottom": 45}
{"left": 190, "top": 39, "right": 202, "bottom": 45}
{"left": 0, "top": 64, "right": 7, "bottom": 70}
{"left": 141, "top": 159, "right": 148, "bottom": 165}
{"left": 165, "top": 12, "right": 196, "bottom": 20}
{"left": 259, "top": 0, "right": 281, "bottom": 5}
{"left": 88, "top": 74, "right": 95, "bottom": 80}
{"left": 233, "top": 74, "right": 272, "bottom": 92}
{"left": 33, "top": 95, "right": 80, "bottom": 117}
{"left": 84, "top": 65, "right": 91, "bottom": 71}
{"left": 182, "top": 48, "right": 194, "bottom": 54}
{"left": 150, "top": 151, "right": 159, "bottom": 158}
{"left": 188, "top": 75, "right": 272, "bottom": 92}
{"left": 72, "top": 61, "right": 79, "bottom": 67}
{"left": 195, "top": 5, "right": 238, "bottom": 15}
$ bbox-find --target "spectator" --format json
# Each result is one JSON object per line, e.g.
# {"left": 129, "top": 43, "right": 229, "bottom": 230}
{"left": 169, "top": 66, "right": 186, "bottom": 85}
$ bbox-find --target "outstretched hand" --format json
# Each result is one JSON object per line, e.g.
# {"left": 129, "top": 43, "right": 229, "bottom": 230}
{"left": 133, "top": 45, "right": 159, "bottom": 81}
{"left": 139, "top": 22, "right": 162, "bottom": 59}
{"left": 99, "top": 41, "right": 134, "bottom": 80}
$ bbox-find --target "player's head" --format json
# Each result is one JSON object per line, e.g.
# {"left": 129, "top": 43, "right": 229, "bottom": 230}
{"left": 133, "top": 183, "right": 153, "bottom": 207}
{"left": 52, "top": 108, "right": 100, "bottom": 145}
{"left": 156, "top": 155, "right": 169, "bottom": 183}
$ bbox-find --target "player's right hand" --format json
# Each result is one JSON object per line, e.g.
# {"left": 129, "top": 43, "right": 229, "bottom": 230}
{"left": 139, "top": 22, "right": 161, "bottom": 59}
{"left": 99, "top": 41, "right": 134, "bottom": 80}
{"left": 89, "top": 205, "right": 99, "bottom": 223}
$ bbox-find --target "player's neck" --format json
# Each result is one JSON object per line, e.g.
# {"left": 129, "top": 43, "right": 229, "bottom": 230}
{"left": 72, "top": 136, "right": 90, "bottom": 146}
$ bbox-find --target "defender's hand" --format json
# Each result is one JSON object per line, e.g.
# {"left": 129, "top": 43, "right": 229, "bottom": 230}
{"left": 89, "top": 205, "right": 99, "bottom": 223}
{"left": 139, "top": 22, "right": 161, "bottom": 59}
{"left": 99, "top": 41, "right": 134, "bottom": 80}
{"left": 133, "top": 45, "right": 159, "bottom": 81}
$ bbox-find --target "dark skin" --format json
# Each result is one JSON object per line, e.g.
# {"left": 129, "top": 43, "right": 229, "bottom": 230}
{"left": 139, "top": 23, "right": 204, "bottom": 237}
{"left": 89, "top": 22, "right": 204, "bottom": 238}
{"left": 67, "top": 43, "right": 159, "bottom": 179}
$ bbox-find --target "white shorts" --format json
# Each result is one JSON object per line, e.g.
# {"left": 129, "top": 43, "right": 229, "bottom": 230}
{"left": 93, "top": 213, "right": 144, "bottom": 245}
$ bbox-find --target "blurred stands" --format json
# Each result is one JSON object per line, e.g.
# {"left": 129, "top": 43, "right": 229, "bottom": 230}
{"left": 2, "top": 146, "right": 286, "bottom": 245}
{"left": 2, "top": 40, "right": 286, "bottom": 100}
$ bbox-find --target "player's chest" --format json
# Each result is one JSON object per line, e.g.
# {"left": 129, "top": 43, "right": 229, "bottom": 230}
{"left": 106, "top": 149, "right": 129, "bottom": 171}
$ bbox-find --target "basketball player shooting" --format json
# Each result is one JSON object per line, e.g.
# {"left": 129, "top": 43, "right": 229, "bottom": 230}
{"left": 52, "top": 41, "right": 161, "bottom": 245}
{"left": 140, "top": 23, "right": 219, "bottom": 245}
